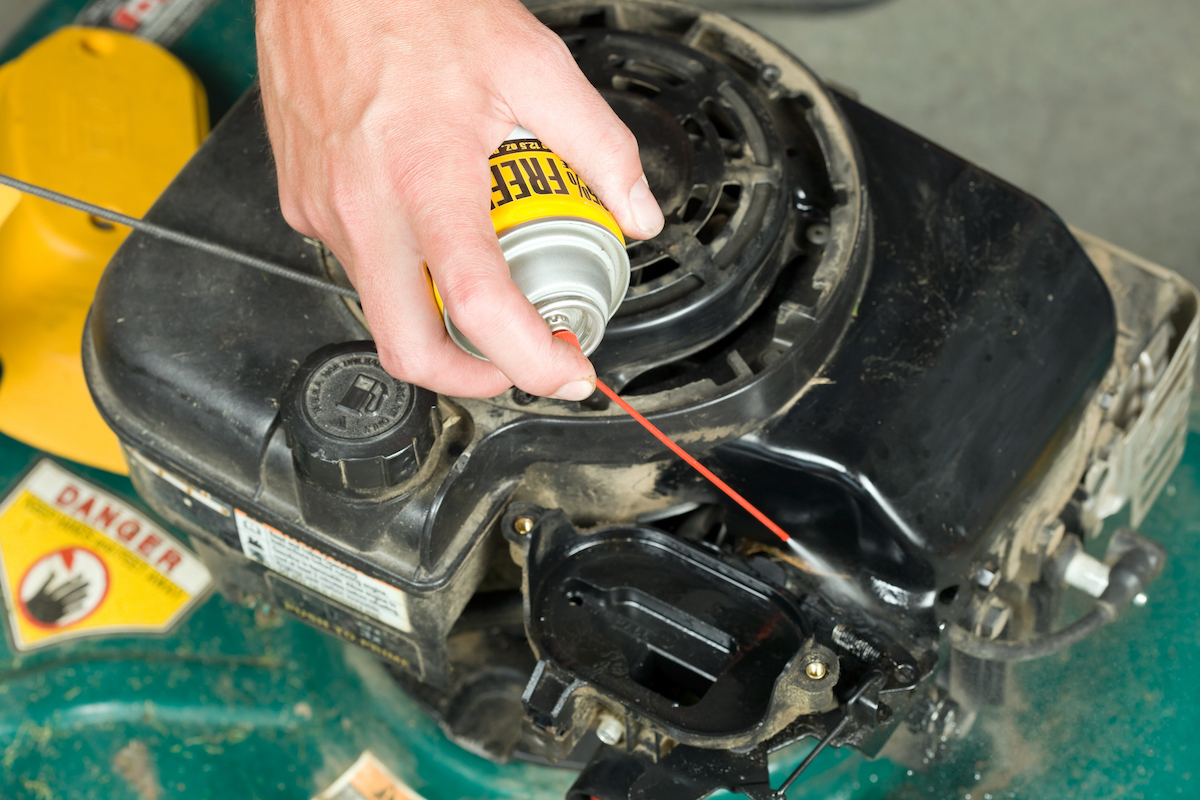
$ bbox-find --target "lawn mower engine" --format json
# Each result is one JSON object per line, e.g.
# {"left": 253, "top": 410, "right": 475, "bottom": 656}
{"left": 82, "top": 2, "right": 1198, "bottom": 798}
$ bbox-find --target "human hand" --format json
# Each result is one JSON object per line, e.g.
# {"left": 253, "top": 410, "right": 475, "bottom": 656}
{"left": 256, "top": 0, "right": 664, "bottom": 399}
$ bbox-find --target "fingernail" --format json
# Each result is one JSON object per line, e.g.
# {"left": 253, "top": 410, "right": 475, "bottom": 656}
{"left": 551, "top": 379, "right": 595, "bottom": 402}
{"left": 628, "top": 174, "right": 663, "bottom": 236}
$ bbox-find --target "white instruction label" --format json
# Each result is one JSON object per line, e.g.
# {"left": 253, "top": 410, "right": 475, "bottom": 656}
{"left": 234, "top": 510, "right": 410, "bottom": 632}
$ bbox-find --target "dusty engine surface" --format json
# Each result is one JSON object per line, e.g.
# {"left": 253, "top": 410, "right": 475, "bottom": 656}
{"left": 82, "top": 3, "right": 1197, "bottom": 798}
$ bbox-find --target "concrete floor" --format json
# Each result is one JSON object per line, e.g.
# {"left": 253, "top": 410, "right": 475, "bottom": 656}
{"left": 0, "top": 0, "right": 46, "bottom": 49}
{"left": 721, "top": 0, "right": 1200, "bottom": 287}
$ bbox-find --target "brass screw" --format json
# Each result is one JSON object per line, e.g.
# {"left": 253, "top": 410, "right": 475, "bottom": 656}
{"left": 805, "top": 660, "right": 827, "bottom": 680}
{"left": 513, "top": 516, "right": 535, "bottom": 535}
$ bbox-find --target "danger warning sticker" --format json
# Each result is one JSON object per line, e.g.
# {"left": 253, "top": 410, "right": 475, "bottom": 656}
{"left": 314, "top": 751, "right": 426, "bottom": 800}
{"left": 0, "top": 460, "right": 211, "bottom": 650}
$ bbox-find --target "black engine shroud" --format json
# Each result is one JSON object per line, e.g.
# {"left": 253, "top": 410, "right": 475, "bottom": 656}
{"left": 81, "top": 3, "right": 1139, "bottom": 798}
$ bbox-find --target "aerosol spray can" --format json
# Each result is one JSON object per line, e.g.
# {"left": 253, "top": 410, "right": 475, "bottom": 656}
{"left": 434, "top": 126, "right": 630, "bottom": 358}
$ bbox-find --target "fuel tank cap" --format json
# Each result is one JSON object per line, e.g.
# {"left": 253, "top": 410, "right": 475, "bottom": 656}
{"left": 281, "top": 341, "right": 438, "bottom": 493}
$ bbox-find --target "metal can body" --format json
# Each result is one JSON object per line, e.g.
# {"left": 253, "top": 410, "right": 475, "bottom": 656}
{"left": 438, "top": 127, "right": 630, "bottom": 359}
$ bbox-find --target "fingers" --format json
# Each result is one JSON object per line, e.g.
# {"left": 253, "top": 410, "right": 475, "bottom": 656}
{"left": 257, "top": 0, "right": 632, "bottom": 399}
{"left": 411, "top": 153, "right": 597, "bottom": 400}
{"left": 497, "top": 19, "right": 665, "bottom": 241}
{"left": 333, "top": 202, "right": 517, "bottom": 399}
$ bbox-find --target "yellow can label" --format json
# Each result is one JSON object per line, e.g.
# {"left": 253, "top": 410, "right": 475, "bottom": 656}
{"left": 488, "top": 138, "right": 624, "bottom": 243}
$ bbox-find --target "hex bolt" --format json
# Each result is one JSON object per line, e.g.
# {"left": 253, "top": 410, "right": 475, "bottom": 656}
{"left": 973, "top": 596, "right": 1011, "bottom": 640}
{"left": 805, "top": 660, "right": 827, "bottom": 680}
{"left": 760, "top": 63, "right": 782, "bottom": 84}
{"left": 513, "top": 516, "right": 534, "bottom": 535}
{"left": 595, "top": 712, "right": 624, "bottom": 746}
{"left": 914, "top": 692, "right": 973, "bottom": 742}
{"left": 972, "top": 566, "right": 999, "bottom": 590}
{"left": 805, "top": 223, "right": 831, "bottom": 245}
{"left": 893, "top": 662, "right": 917, "bottom": 685}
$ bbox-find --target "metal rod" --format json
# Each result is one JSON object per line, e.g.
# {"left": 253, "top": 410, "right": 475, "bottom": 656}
{"left": 0, "top": 172, "right": 361, "bottom": 301}
{"left": 774, "top": 673, "right": 885, "bottom": 799}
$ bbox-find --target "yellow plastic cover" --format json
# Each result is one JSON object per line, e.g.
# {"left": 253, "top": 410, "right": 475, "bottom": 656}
{"left": 0, "top": 27, "right": 208, "bottom": 473}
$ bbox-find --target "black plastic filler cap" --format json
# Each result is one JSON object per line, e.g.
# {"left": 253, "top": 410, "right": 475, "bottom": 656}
{"left": 281, "top": 341, "right": 437, "bottom": 492}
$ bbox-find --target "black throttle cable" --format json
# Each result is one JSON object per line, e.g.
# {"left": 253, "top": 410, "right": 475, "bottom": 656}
{"left": 948, "top": 537, "right": 1166, "bottom": 662}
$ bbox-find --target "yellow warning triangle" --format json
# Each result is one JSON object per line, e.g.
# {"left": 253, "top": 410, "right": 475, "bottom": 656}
{"left": 0, "top": 460, "right": 211, "bottom": 650}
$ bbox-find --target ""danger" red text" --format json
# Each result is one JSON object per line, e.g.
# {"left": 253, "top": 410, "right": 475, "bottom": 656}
{"left": 54, "top": 484, "right": 183, "bottom": 573}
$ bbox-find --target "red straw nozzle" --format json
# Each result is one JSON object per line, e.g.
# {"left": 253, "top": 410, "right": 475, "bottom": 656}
{"left": 551, "top": 328, "right": 797, "bottom": 550}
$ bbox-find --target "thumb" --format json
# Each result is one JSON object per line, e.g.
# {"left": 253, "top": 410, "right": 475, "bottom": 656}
{"left": 501, "top": 41, "right": 664, "bottom": 241}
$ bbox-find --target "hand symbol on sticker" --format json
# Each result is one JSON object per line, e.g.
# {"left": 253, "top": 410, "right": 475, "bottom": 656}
{"left": 18, "top": 546, "right": 109, "bottom": 629}
{"left": 24, "top": 571, "right": 91, "bottom": 625}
